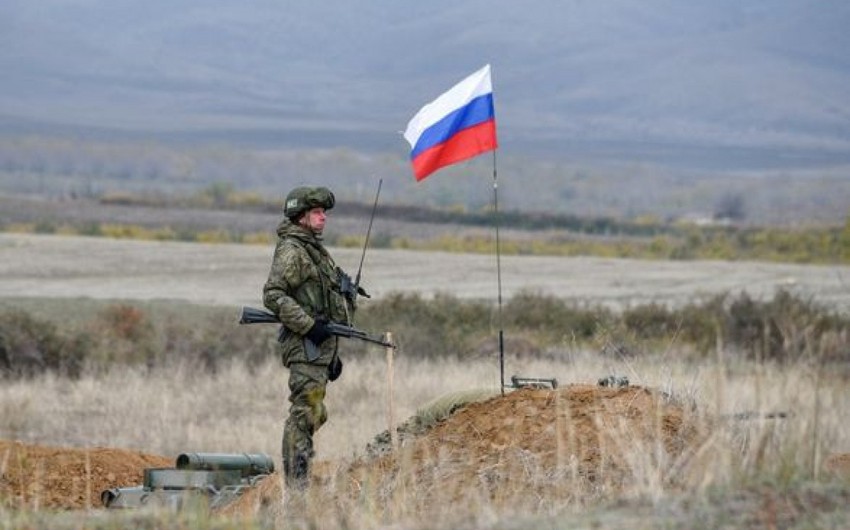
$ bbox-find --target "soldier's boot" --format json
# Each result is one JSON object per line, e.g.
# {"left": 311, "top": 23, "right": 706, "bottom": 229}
{"left": 282, "top": 420, "right": 315, "bottom": 490}
{"left": 287, "top": 451, "right": 311, "bottom": 489}
{"left": 281, "top": 452, "right": 309, "bottom": 516}
{"left": 282, "top": 444, "right": 312, "bottom": 488}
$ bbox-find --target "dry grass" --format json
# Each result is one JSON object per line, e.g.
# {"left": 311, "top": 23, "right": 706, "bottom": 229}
{"left": 1, "top": 347, "right": 849, "bottom": 528}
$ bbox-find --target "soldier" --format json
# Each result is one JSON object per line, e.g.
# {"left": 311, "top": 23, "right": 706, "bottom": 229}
{"left": 262, "top": 186, "right": 354, "bottom": 487}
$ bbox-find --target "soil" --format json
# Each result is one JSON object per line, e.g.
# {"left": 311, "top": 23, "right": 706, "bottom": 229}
{"left": 377, "top": 384, "right": 702, "bottom": 498}
{"left": 0, "top": 440, "right": 170, "bottom": 510}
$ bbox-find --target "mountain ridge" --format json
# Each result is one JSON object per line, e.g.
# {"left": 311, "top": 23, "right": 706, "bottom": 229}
{"left": 2, "top": 0, "right": 850, "bottom": 170}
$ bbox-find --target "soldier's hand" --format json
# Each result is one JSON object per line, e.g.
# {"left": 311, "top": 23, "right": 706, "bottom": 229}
{"left": 306, "top": 317, "right": 333, "bottom": 346}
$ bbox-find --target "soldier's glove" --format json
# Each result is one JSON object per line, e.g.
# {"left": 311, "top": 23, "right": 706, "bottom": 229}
{"left": 305, "top": 317, "right": 333, "bottom": 346}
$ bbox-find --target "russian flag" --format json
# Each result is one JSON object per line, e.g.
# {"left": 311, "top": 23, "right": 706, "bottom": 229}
{"left": 403, "top": 64, "right": 498, "bottom": 181}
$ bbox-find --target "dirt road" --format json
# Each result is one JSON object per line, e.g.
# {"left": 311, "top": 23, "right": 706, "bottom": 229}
{"left": 1, "top": 233, "right": 848, "bottom": 311}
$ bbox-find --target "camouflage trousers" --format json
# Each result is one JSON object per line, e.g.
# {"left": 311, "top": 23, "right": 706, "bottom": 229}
{"left": 282, "top": 360, "right": 329, "bottom": 487}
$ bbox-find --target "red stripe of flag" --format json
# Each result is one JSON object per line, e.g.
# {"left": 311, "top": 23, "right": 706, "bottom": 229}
{"left": 411, "top": 119, "right": 498, "bottom": 181}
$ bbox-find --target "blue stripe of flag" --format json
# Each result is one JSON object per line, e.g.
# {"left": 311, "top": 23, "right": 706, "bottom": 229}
{"left": 410, "top": 93, "right": 495, "bottom": 159}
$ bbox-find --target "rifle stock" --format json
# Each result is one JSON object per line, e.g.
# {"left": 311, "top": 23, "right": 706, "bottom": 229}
{"left": 238, "top": 306, "right": 280, "bottom": 325}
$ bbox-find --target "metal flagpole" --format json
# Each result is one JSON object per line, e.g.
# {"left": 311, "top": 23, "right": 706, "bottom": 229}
{"left": 491, "top": 150, "right": 505, "bottom": 395}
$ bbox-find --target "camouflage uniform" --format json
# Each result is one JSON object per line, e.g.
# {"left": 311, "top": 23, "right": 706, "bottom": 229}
{"left": 262, "top": 188, "right": 354, "bottom": 486}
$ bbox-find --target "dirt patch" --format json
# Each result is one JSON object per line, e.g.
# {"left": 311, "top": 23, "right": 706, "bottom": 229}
{"left": 351, "top": 384, "right": 701, "bottom": 503}
{"left": 222, "top": 384, "right": 703, "bottom": 515}
{"left": 0, "top": 440, "right": 169, "bottom": 510}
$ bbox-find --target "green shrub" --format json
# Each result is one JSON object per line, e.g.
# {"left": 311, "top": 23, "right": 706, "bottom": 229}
{"left": 358, "top": 292, "right": 492, "bottom": 358}
{"left": 157, "top": 311, "right": 277, "bottom": 373}
{"left": 675, "top": 290, "right": 849, "bottom": 363}
{"left": 503, "top": 290, "right": 606, "bottom": 341}
{"left": 725, "top": 289, "right": 845, "bottom": 362}
{"left": 677, "top": 295, "right": 725, "bottom": 352}
{"left": 0, "top": 290, "right": 847, "bottom": 379}
{"left": 623, "top": 303, "right": 678, "bottom": 340}
{"left": 0, "top": 311, "right": 83, "bottom": 378}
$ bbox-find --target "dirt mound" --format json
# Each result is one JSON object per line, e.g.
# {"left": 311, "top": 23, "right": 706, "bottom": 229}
{"left": 0, "top": 440, "right": 170, "bottom": 510}
{"left": 346, "top": 384, "right": 701, "bottom": 503}
{"left": 223, "top": 384, "right": 704, "bottom": 515}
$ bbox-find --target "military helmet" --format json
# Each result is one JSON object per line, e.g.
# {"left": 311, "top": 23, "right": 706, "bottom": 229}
{"left": 283, "top": 186, "right": 335, "bottom": 220}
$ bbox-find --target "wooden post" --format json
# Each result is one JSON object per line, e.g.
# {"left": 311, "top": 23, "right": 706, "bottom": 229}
{"left": 385, "top": 332, "right": 396, "bottom": 448}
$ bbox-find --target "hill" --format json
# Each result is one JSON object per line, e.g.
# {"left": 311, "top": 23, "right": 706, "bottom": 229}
{"left": 3, "top": 1, "right": 850, "bottom": 223}
{"left": 2, "top": 0, "right": 850, "bottom": 171}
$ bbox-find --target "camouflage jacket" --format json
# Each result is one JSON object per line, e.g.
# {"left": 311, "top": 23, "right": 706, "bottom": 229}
{"left": 262, "top": 218, "right": 354, "bottom": 366}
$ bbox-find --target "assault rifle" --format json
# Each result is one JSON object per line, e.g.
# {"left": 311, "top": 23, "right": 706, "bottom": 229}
{"left": 238, "top": 306, "right": 395, "bottom": 361}
{"left": 338, "top": 268, "right": 370, "bottom": 304}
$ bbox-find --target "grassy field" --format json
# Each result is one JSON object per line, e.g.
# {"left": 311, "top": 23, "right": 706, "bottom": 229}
{"left": 2, "top": 232, "right": 850, "bottom": 528}
{"left": 2, "top": 350, "right": 847, "bottom": 467}
{"left": 2, "top": 350, "right": 849, "bottom": 528}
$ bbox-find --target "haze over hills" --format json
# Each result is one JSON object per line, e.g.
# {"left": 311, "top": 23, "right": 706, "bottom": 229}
{"left": 1, "top": 0, "right": 849, "bottom": 223}
{"left": 3, "top": 0, "right": 850, "bottom": 164}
